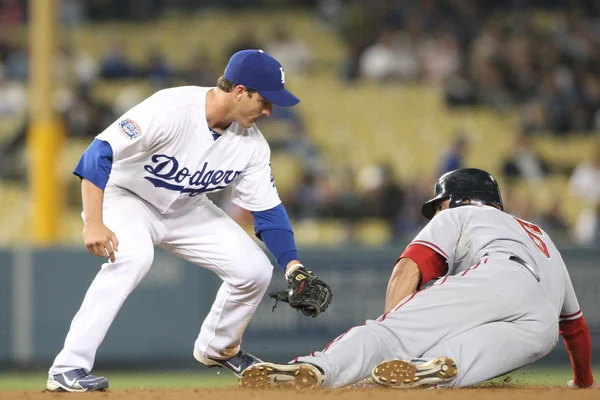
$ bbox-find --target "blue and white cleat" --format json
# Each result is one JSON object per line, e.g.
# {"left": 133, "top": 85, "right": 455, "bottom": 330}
{"left": 46, "top": 369, "right": 109, "bottom": 392}
{"left": 194, "top": 348, "right": 262, "bottom": 377}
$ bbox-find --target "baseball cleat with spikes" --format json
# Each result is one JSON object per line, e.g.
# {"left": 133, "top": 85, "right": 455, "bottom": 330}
{"left": 240, "top": 362, "right": 323, "bottom": 389}
{"left": 371, "top": 356, "right": 457, "bottom": 388}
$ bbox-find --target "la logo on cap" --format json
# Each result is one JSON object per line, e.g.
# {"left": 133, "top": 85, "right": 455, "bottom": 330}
{"left": 224, "top": 49, "right": 300, "bottom": 107}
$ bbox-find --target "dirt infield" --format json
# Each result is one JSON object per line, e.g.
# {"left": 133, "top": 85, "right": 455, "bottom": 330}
{"left": 2, "top": 387, "right": 599, "bottom": 400}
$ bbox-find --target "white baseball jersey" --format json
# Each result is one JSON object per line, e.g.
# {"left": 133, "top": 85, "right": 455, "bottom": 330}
{"left": 51, "top": 88, "right": 287, "bottom": 376}
{"left": 410, "top": 205, "right": 581, "bottom": 319}
{"left": 96, "top": 86, "right": 281, "bottom": 213}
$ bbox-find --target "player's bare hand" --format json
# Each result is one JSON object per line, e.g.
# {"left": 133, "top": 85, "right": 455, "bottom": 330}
{"left": 567, "top": 380, "right": 599, "bottom": 388}
{"left": 83, "top": 222, "right": 119, "bottom": 263}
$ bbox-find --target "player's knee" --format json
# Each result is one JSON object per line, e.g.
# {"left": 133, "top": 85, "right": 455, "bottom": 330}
{"left": 115, "top": 250, "right": 153, "bottom": 275}
{"left": 255, "top": 263, "right": 274, "bottom": 288}
{"left": 245, "top": 262, "right": 273, "bottom": 291}
{"left": 97, "top": 250, "right": 154, "bottom": 294}
{"left": 134, "top": 252, "right": 154, "bottom": 273}
{"left": 235, "top": 252, "right": 273, "bottom": 291}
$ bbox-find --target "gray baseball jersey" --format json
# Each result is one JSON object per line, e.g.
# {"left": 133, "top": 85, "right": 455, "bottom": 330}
{"left": 410, "top": 205, "right": 580, "bottom": 320}
{"left": 294, "top": 205, "right": 581, "bottom": 388}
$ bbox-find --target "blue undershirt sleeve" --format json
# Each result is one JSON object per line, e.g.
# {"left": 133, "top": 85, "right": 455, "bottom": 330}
{"left": 73, "top": 139, "right": 114, "bottom": 191}
{"left": 252, "top": 203, "right": 299, "bottom": 271}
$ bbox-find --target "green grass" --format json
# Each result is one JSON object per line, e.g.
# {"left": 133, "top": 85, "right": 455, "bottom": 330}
{"left": 0, "top": 366, "right": 595, "bottom": 391}
{"left": 0, "top": 370, "right": 238, "bottom": 391}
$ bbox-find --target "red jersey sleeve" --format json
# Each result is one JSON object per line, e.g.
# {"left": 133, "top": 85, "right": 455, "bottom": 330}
{"left": 399, "top": 244, "right": 448, "bottom": 288}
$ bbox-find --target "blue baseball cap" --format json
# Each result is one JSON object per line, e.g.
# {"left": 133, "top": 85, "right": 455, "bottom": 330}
{"left": 224, "top": 49, "right": 300, "bottom": 107}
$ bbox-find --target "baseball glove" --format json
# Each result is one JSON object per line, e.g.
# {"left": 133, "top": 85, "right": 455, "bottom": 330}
{"left": 269, "top": 266, "right": 332, "bottom": 318}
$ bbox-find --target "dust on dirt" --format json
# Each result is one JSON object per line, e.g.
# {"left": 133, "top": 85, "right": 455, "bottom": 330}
{"left": 1, "top": 387, "right": 597, "bottom": 400}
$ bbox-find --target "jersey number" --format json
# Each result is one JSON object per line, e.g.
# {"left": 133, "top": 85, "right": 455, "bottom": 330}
{"left": 513, "top": 217, "right": 550, "bottom": 258}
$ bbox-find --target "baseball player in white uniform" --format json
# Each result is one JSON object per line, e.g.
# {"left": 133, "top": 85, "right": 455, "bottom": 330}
{"left": 241, "top": 168, "right": 596, "bottom": 390}
{"left": 46, "top": 49, "right": 331, "bottom": 392}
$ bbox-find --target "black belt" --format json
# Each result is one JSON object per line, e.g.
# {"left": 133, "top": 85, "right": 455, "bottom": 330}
{"left": 508, "top": 256, "right": 540, "bottom": 282}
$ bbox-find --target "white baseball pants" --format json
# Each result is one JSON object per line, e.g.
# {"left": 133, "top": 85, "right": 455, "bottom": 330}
{"left": 50, "top": 188, "right": 273, "bottom": 374}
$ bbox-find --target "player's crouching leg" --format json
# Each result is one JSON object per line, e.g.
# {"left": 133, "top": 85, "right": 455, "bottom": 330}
{"left": 194, "top": 249, "right": 273, "bottom": 376}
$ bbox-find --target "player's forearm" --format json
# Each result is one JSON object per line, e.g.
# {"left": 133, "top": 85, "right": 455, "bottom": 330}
{"left": 252, "top": 204, "right": 301, "bottom": 271}
{"left": 560, "top": 316, "right": 594, "bottom": 387}
{"left": 82, "top": 179, "right": 105, "bottom": 225}
{"left": 385, "top": 258, "right": 421, "bottom": 313}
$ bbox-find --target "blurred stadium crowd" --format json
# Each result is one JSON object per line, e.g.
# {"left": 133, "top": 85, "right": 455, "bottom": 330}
{"left": 340, "top": 0, "right": 600, "bottom": 134}
{"left": 0, "top": 0, "right": 600, "bottom": 246}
